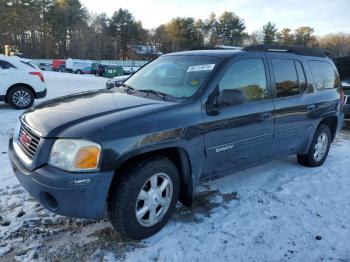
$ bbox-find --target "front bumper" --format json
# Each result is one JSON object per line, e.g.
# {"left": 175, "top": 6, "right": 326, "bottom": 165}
{"left": 8, "top": 138, "right": 114, "bottom": 219}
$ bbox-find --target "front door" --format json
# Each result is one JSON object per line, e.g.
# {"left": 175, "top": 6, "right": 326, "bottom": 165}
{"left": 202, "top": 55, "right": 275, "bottom": 179}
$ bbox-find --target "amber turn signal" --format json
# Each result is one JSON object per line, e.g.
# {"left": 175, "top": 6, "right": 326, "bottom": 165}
{"left": 74, "top": 146, "right": 100, "bottom": 169}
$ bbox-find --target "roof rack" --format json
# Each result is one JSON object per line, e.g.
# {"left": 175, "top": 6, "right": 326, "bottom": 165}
{"left": 243, "top": 44, "right": 327, "bottom": 58}
{"left": 188, "top": 45, "right": 242, "bottom": 51}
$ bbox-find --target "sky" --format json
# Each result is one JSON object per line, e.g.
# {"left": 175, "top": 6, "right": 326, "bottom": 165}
{"left": 81, "top": 0, "right": 350, "bottom": 35}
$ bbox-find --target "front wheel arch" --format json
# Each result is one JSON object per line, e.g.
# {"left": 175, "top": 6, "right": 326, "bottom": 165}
{"left": 108, "top": 147, "right": 194, "bottom": 207}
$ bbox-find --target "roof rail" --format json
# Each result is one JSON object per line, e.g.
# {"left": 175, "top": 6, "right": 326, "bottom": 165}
{"left": 243, "top": 44, "right": 327, "bottom": 58}
{"left": 188, "top": 45, "right": 242, "bottom": 51}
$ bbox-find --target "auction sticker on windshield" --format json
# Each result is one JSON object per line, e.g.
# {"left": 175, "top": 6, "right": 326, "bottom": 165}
{"left": 187, "top": 64, "right": 215, "bottom": 72}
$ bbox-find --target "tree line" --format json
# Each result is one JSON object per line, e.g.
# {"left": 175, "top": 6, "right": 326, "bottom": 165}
{"left": 0, "top": 0, "right": 349, "bottom": 59}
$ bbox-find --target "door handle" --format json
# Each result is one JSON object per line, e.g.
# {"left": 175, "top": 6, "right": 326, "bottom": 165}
{"left": 261, "top": 112, "right": 272, "bottom": 120}
{"left": 306, "top": 105, "right": 315, "bottom": 111}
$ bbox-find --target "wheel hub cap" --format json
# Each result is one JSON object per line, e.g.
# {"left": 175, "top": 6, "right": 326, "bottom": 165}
{"left": 135, "top": 172, "right": 173, "bottom": 227}
{"left": 13, "top": 90, "right": 31, "bottom": 107}
{"left": 314, "top": 132, "right": 328, "bottom": 162}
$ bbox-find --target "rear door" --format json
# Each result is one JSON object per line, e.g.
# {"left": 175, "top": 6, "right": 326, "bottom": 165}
{"left": 202, "top": 54, "right": 275, "bottom": 178}
{"left": 268, "top": 53, "right": 315, "bottom": 156}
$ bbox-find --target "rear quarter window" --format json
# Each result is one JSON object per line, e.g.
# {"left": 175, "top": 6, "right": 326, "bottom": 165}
{"left": 308, "top": 60, "right": 340, "bottom": 89}
{"left": 20, "top": 61, "right": 38, "bottom": 69}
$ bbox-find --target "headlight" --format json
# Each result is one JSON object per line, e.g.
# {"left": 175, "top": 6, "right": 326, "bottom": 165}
{"left": 48, "top": 139, "right": 101, "bottom": 172}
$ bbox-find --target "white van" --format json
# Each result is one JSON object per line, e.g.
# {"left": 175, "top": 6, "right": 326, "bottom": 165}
{"left": 0, "top": 55, "right": 47, "bottom": 109}
{"left": 65, "top": 58, "right": 93, "bottom": 74}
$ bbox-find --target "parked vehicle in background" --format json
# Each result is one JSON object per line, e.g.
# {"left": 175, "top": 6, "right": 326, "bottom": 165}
{"left": 91, "top": 62, "right": 100, "bottom": 75}
{"left": 52, "top": 59, "right": 65, "bottom": 72}
{"left": 96, "top": 64, "right": 108, "bottom": 77}
{"left": 0, "top": 55, "right": 46, "bottom": 109}
{"left": 106, "top": 75, "right": 131, "bottom": 89}
{"left": 123, "top": 66, "right": 140, "bottom": 75}
{"left": 65, "top": 58, "right": 93, "bottom": 74}
{"left": 39, "top": 62, "right": 52, "bottom": 71}
{"left": 9, "top": 45, "right": 344, "bottom": 240}
{"left": 104, "top": 65, "right": 124, "bottom": 78}
{"left": 335, "top": 56, "right": 350, "bottom": 123}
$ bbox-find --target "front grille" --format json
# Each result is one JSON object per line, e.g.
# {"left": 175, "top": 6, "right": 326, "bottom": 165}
{"left": 18, "top": 124, "right": 41, "bottom": 160}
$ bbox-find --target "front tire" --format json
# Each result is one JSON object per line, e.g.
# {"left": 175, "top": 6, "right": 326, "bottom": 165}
{"left": 108, "top": 157, "right": 180, "bottom": 240}
{"left": 297, "top": 124, "right": 331, "bottom": 167}
{"left": 7, "top": 86, "right": 34, "bottom": 109}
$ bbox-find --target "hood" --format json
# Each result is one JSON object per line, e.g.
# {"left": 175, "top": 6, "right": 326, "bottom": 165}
{"left": 23, "top": 89, "right": 173, "bottom": 137}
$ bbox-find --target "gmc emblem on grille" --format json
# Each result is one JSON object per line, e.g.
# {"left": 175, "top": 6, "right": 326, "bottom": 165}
{"left": 20, "top": 133, "right": 31, "bottom": 147}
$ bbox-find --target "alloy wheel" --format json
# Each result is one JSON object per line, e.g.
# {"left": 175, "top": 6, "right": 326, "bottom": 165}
{"left": 135, "top": 172, "right": 173, "bottom": 227}
{"left": 13, "top": 90, "right": 31, "bottom": 107}
{"left": 314, "top": 132, "right": 328, "bottom": 161}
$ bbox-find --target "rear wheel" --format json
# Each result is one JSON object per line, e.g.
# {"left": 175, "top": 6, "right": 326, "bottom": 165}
{"left": 297, "top": 124, "right": 331, "bottom": 167}
{"left": 108, "top": 157, "right": 180, "bottom": 240}
{"left": 7, "top": 86, "right": 34, "bottom": 109}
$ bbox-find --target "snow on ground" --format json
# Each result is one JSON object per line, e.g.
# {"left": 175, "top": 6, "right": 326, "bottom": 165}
{"left": 1, "top": 71, "right": 350, "bottom": 261}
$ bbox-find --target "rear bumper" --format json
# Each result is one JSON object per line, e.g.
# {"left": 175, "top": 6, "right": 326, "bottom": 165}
{"left": 0, "top": 95, "right": 5, "bottom": 102}
{"left": 36, "top": 88, "right": 47, "bottom": 99}
{"left": 8, "top": 138, "right": 114, "bottom": 219}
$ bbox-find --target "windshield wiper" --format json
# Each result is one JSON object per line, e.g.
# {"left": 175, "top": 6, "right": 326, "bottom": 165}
{"left": 139, "top": 89, "right": 169, "bottom": 101}
{"left": 121, "top": 83, "right": 136, "bottom": 93}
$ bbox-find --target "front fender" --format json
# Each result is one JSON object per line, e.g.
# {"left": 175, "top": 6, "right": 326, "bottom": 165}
{"left": 102, "top": 134, "right": 205, "bottom": 206}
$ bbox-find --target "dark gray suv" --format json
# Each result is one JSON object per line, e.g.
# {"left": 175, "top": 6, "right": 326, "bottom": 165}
{"left": 9, "top": 45, "right": 344, "bottom": 239}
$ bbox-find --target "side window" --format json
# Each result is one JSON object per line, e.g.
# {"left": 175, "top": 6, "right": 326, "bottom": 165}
{"left": 308, "top": 60, "right": 340, "bottom": 89}
{"left": 271, "top": 59, "right": 299, "bottom": 98}
{"left": 295, "top": 61, "right": 307, "bottom": 93}
{"left": 219, "top": 59, "right": 268, "bottom": 103}
{"left": 0, "top": 60, "right": 16, "bottom": 70}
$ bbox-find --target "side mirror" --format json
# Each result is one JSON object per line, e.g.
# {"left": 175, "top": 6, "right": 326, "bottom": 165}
{"left": 218, "top": 89, "right": 245, "bottom": 107}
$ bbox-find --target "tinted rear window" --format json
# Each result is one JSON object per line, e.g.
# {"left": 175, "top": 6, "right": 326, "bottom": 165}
{"left": 308, "top": 60, "right": 340, "bottom": 89}
{"left": 271, "top": 59, "right": 299, "bottom": 98}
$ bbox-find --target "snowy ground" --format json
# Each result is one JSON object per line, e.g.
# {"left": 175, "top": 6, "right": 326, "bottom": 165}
{"left": 0, "top": 72, "right": 350, "bottom": 261}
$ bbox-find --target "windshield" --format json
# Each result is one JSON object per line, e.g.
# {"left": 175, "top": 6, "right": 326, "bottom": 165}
{"left": 124, "top": 55, "right": 223, "bottom": 98}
